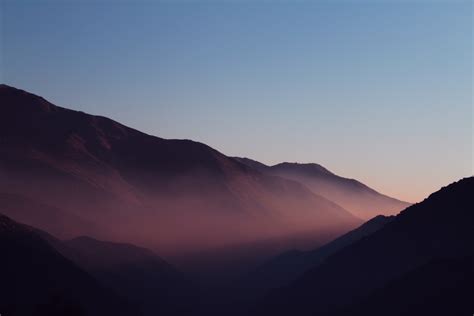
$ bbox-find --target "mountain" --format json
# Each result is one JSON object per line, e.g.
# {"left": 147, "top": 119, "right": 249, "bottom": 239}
{"left": 0, "top": 84, "right": 360, "bottom": 258}
{"left": 0, "top": 213, "right": 139, "bottom": 316}
{"left": 254, "top": 177, "right": 474, "bottom": 316}
{"left": 49, "top": 236, "right": 197, "bottom": 316}
{"left": 239, "top": 214, "right": 394, "bottom": 298}
{"left": 234, "top": 158, "right": 410, "bottom": 219}
{"left": 339, "top": 255, "right": 473, "bottom": 316}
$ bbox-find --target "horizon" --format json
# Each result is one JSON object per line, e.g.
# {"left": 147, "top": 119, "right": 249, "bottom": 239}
{"left": 1, "top": 1, "right": 472, "bottom": 202}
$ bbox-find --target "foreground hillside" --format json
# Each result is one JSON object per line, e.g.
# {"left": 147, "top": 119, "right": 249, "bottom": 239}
{"left": 239, "top": 214, "right": 394, "bottom": 298}
{"left": 254, "top": 177, "right": 474, "bottom": 316}
{"left": 0, "top": 213, "right": 197, "bottom": 316}
{"left": 0, "top": 214, "right": 139, "bottom": 316}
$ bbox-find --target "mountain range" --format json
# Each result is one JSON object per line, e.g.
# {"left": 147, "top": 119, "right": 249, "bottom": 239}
{"left": 0, "top": 84, "right": 406, "bottom": 260}
{"left": 2, "top": 178, "right": 471, "bottom": 316}
{"left": 1, "top": 84, "right": 471, "bottom": 316}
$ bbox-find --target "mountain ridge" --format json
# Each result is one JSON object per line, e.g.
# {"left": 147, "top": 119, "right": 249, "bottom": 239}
{"left": 237, "top": 214, "right": 395, "bottom": 298}
{"left": 0, "top": 213, "right": 140, "bottom": 316}
{"left": 234, "top": 157, "right": 410, "bottom": 219}
{"left": 0, "top": 84, "right": 360, "bottom": 260}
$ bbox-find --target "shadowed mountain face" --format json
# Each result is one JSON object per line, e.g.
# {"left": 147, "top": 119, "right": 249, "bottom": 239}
{"left": 339, "top": 256, "right": 474, "bottom": 316}
{"left": 239, "top": 215, "right": 394, "bottom": 298}
{"left": 48, "top": 236, "right": 197, "bottom": 316}
{"left": 0, "top": 84, "right": 360, "bottom": 258}
{"left": 234, "top": 158, "right": 410, "bottom": 219}
{"left": 0, "top": 214, "right": 139, "bottom": 316}
{"left": 254, "top": 177, "right": 474, "bottom": 316}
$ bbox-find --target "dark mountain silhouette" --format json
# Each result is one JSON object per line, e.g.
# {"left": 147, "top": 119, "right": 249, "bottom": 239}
{"left": 337, "top": 255, "right": 473, "bottom": 316}
{"left": 254, "top": 177, "right": 474, "bottom": 316}
{"left": 55, "top": 236, "right": 197, "bottom": 316}
{"left": 234, "top": 157, "right": 410, "bottom": 219}
{"left": 0, "top": 84, "right": 360, "bottom": 258}
{"left": 239, "top": 214, "right": 394, "bottom": 298}
{"left": 0, "top": 213, "right": 139, "bottom": 316}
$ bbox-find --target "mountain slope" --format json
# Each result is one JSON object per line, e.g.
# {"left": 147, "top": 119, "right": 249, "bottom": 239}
{"left": 255, "top": 177, "right": 474, "bottom": 316}
{"left": 0, "top": 84, "right": 360, "bottom": 257}
{"left": 338, "top": 255, "right": 473, "bottom": 316}
{"left": 0, "top": 213, "right": 139, "bottom": 316}
{"left": 50, "top": 236, "right": 197, "bottom": 316}
{"left": 239, "top": 214, "right": 394, "bottom": 298}
{"left": 234, "top": 158, "right": 410, "bottom": 219}
{"left": 0, "top": 193, "right": 98, "bottom": 238}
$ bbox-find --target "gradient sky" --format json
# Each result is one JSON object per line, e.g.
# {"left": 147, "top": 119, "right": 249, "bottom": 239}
{"left": 1, "top": 0, "right": 472, "bottom": 202}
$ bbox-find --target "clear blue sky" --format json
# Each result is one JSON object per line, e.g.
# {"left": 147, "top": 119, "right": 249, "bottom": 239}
{"left": 1, "top": 0, "right": 472, "bottom": 202}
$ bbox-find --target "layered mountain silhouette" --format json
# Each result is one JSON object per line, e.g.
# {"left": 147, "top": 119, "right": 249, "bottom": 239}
{"left": 2, "top": 84, "right": 471, "bottom": 316}
{"left": 254, "top": 177, "right": 474, "bottom": 316}
{"left": 0, "top": 84, "right": 360, "bottom": 257}
{"left": 239, "top": 214, "right": 394, "bottom": 298}
{"left": 340, "top": 255, "right": 473, "bottom": 316}
{"left": 0, "top": 214, "right": 139, "bottom": 316}
{"left": 49, "top": 236, "right": 196, "bottom": 315}
{"left": 0, "top": 213, "right": 196, "bottom": 316}
{"left": 234, "top": 158, "right": 410, "bottom": 219}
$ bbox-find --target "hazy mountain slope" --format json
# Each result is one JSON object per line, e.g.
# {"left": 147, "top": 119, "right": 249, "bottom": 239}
{"left": 255, "top": 177, "right": 474, "bottom": 316}
{"left": 0, "top": 214, "right": 138, "bottom": 316}
{"left": 0, "top": 193, "right": 98, "bottom": 238}
{"left": 239, "top": 215, "right": 394, "bottom": 298}
{"left": 234, "top": 157, "right": 410, "bottom": 219}
{"left": 0, "top": 84, "right": 360, "bottom": 257}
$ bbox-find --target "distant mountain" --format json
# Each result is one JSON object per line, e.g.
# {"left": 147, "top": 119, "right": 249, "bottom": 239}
{"left": 0, "top": 84, "right": 360, "bottom": 257}
{"left": 0, "top": 213, "right": 138, "bottom": 316}
{"left": 239, "top": 214, "right": 394, "bottom": 298}
{"left": 254, "top": 177, "right": 474, "bottom": 316}
{"left": 234, "top": 158, "right": 410, "bottom": 219}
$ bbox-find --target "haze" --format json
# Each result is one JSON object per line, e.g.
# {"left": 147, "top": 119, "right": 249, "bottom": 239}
{"left": 1, "top": 0, "right": 472, "bottom": 202}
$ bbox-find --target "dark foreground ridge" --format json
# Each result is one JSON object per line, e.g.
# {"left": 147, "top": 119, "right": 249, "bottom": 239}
{"left": 0, "top": 213, "right": 139, "bottom": 316}
{"left": 253, "top": 177, "right": 474, "bottom": 316}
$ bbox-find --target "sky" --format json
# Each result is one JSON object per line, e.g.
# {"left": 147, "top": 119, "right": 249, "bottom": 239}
{"left": 1, "top": 0, "right": 472, "bottom": 202}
